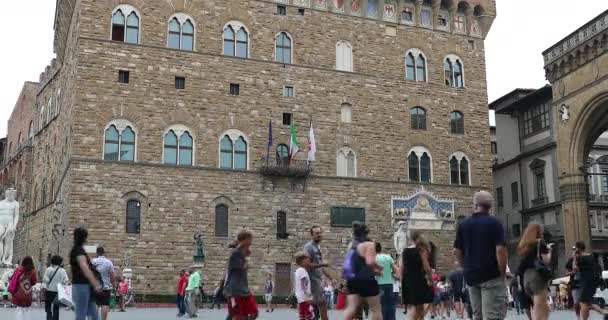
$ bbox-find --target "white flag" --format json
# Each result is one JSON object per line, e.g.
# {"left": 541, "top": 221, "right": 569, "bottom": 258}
{"left": 308, "top": 122, "right": 316, "bottom": 162}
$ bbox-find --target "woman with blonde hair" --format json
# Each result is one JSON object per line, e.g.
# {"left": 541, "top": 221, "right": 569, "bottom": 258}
{"left": 516, "top": 223, "right": 553, "bottom": 320}
{"left": 401, "top": 231, "right": 434, "bottom": 320}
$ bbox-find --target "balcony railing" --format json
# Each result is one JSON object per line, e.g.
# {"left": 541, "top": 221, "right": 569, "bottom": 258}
{"left": 256, "top": 158, "right": 312, "bottom": 178}
{"left": 589, "top": 194, "right": 608, "bottom": 204}
{"left": 531, "top": 197, "right": 548, "bottom": 207}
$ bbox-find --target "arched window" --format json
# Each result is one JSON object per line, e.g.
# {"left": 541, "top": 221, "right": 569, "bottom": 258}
{"left": 444, "top": 60, "right": 453, "bottom": 87}
{"left": 56, "top": 88, "right": 62, "bottom": 115}
{"left": 163, "top": 127, "right": 194, "bottom": 165}
{"left": 28, "top": 121, "right": 33, "bottom": 141}
{"left": 450, "top": 111, "right": 464, "bottom": 134}
{"left": 112, "top": 6, "right": 139, "bottom": 44}
{"left": 341, "top": 103, "right": 352, "bottom": 123}
{"left": 410, "top": 107, "right": 427, "bottom": 130}
{"left": 337, "top": 147, "right": 356, "bottom": 177}
{"left": 126, "top": 199, "right": 141, "bottom": 234}
{"left": 103, "top": 120, "right": 137, "bottom": 161}
{"left": 445, "top": 55, "right": 465, "bottom": 88}
{"left": 17, "top": 133, "right": 22, "bottom": 148}
{"left": 33, "top": 186, "right": 38, "bottom": 210}
{"left": 408, "top": 147, "right": 432, "bottom": 183}
{"left": 405, "top": 49, "right": 426, "bottom": 82}
{"left": 223, "top": 22, "right": 249, "bottom": 58}
{"left": 219, "top": 131, "right": 248, "bottom": 170}
{"left": 47, "top": 97, "right": 53, "bottom": 121}
{"left": 220, "top": 136, "right": 234, "bottom": 168}
{"left": 406, "top": 53, "right": 415, "bottom": 81}
{"left": 275, "top": 32, "right": 292, "bottom": 64}
{"left": 41, "top": 179, "right": 47, "bottom": 207}
{"left": 450, "top": 153, "right": 470, "bottom": 185}
{"left": 336, "top": 41, "right": 353, "bottom": 72}
{"left": 276, "top": 144, "right": 289, "bottom": 165}
{"left": 277, "top": 211, "right": 288, "bottom": 239}
{"left": 168, "top": 15, "right": 195, "bottom": 51}
{"left": 215, "top": 204, "right": 229, "bottom": 237}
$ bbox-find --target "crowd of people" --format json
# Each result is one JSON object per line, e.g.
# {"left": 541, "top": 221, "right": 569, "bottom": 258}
{"left": 2, "top": 190, "right": 608, "bottom": 320}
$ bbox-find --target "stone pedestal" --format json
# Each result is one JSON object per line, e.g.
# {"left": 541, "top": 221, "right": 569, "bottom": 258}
{"left": 0, "top": 266, "right": 15, "bottom": 291}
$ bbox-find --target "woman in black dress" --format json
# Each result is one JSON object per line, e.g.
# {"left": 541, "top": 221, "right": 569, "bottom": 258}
{"left": 401, "top": 231, "right": 434, "bottom": 320}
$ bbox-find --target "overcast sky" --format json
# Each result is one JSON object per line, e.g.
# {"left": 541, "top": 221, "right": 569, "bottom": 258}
{"left": 0, "top": 1, "right": 607, "bottom": 135}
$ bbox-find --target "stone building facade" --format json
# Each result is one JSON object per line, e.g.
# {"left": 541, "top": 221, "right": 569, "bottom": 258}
{"left": 7, "top": 0, "right": 496, "bottom": 299}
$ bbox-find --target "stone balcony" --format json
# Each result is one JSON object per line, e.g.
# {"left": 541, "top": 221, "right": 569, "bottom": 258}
{"left": 255, "top": 158, "right": 312, "bottom": 178}
{"left": 531, "top": 197, "right": 548, "bottom": 207}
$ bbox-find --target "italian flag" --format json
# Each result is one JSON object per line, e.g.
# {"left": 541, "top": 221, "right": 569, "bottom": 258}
{"left": 289, "top": 119, "right": 299, "bottom": 161}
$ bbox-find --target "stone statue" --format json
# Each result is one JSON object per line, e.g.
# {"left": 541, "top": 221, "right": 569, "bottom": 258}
{"left": 560, "top": 104, "right": 570, "bottom": 123}
{"left": 393, "top": 221, "right": 409, "bottom": 256}
{"left": 193, "top": 232, "right": 205, "bottom": 264}
{"left": 0, "top": 189, "right": 19, "bottom": 266}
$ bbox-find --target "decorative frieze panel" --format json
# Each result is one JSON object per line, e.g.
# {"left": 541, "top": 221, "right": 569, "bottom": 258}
{"left": 391, "top": 187, "right": 455, "bottom": 231}
{"left": 544, "top": 11, "right": 607, "bottom": 65}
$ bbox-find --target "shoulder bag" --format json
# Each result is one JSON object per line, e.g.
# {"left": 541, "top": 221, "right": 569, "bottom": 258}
{"left": 534, "top": 239, "right": 552, "bottom": 281}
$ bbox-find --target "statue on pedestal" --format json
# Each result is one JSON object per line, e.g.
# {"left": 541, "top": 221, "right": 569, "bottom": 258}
{"left": 393, "top": 221, "right": 409, "bottom": 256}
{"left": 193, "top": 232, "right": 205, "bottom": 264}
{"left": 0, "top": 189, "right": 19, "bottom": 266}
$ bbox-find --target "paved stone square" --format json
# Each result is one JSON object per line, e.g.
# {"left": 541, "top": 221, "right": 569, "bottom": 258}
{"left": 0, "top": 307, "right": 603, "bottom": 320}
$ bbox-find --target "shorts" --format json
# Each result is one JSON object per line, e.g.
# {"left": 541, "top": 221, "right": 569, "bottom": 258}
{"left": 346, "top": 280, "right": 380, "bottom": 298}
{"left": 310, "top": 277, "right": 325, "bottom": 304}
{"left": 264, "top": 293, "right": 273, "bottom": 303}
{"left": 298, "top": 301, "right": 313, "bottom": 320}
{"left": 468, "top": 277, "right": 508, "bottom": 320}
{"left": 453, "top": 291, "right": 466, "bottom": 303}
{"left": 227, "top": 295, "right": 258, "bottom": 318}
{"left": 433, "top": 294, "right": 441, "bottom": 305}
{"left": 95, "top": 290, "right": 112, "bottom": 306}
{"left": 523, "top": 269, "right": 550, "bottom": 296}
{"left": 440, "top": 292, "right": 450, "bottom": 302}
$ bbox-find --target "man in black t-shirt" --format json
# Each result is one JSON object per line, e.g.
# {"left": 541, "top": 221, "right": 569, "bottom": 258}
{"left": 574, "top": 241, "right": 603, "bottom": 320}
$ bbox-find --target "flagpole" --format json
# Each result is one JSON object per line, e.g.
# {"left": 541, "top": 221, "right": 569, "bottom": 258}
{"left": 266, "top": 113, "right": 272, "bottom": 167}
{"left": 308, "top": 116, "right": 312, "bottom": 165}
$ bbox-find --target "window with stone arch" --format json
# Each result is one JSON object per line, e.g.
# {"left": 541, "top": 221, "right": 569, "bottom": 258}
{"left": 276, "top": 144, "right": 289, "bottom": 165}
{"left": 275, "top": 32, "right": 292, "bottom": 64}
{"left": 215, "top": 204, "right": 229, "bottom": 237}
{"left": 276, "top": 211, "right": 288, "bottom": 239}
{"left": 450, "top": 111, "right": 465, "bottom": 134}
{"left": 28, "top": 121, "right": 33, "bottom": 142}
{"left": 341, "top": 103, "right": 352, "bottom": 123}
{"left": 405, "top": 49, "right": 427, "bottom": 82}
{"left": 39, "top": 104, "right": 45, "bottom": 130}
{"left": 168, "top": 14, "right": 195, "bottom": 51}
{"left": 126, "top": 199, "right": 141, "bottom": 234}
{"left": 410, "top": 107, "right": 427, "bottom": 130}
{"left": 223, "top": 21, "right": 249, "bottom": 58}
{"left": 41, "top": 178, "right": 47, "bottom": 207}
{"left": 163, "top": 125, "right": 194, "bottom": 166}
{"left": 444, "top": 55, "right": 465, "bottom": 88}
{"left": 47, "top": 96, "right": 53, "bottom": 121}
{"left": 219, "top": 130, "right": 249, "bottom": 170}
{"left": 336, "top": 41, "right": 353, "bottom": 72}
{"left": 336, "top": 146, "right": 357, "bottom": 177}
{"left": 103, "top": 119, "right": 137, "bottom": 161}
{"left": 449, "top": 152, "right": 470, "bottom": 185}
{"left": 55, "top": 88, "right": 62, "bottom": 115}
{"left": 111, "top": 5, "right": 140, "bottom": 44}
{"left": 408, "top": 146, "right": 432, "bottom": 183}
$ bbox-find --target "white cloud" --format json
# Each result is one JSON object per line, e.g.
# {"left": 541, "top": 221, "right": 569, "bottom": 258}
{"left": 486, "top": 0, "right": 608, "bottom": 125}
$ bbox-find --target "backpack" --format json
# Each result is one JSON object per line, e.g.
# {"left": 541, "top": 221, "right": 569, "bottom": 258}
{"left": 342, "top": 248, "right": 357, "bottom": 280}
{"left": 12, "top": 270, "right": 34, "bottom": 306}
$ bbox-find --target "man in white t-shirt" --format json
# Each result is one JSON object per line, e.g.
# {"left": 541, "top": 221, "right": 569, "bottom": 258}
{"left": 295, "top": 251, "right": 314, "bottom": 320}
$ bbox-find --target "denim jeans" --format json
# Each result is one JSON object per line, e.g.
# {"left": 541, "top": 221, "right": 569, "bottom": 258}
{"left": 72, "top": 284, "right": 98, "bottom": 320}
{"left": 176, "top": 295, "right": 186, "bottom": 315}
{"left": 379, "top": 284, "right": 397, "bottom": 320}
{"left": 45, "top": 291, "right": 60, "bottom": 320}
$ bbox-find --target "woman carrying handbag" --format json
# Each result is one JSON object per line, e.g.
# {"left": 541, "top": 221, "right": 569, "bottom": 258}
{"left": 42, "top": 255, "right": 69, "bottom": 320}
{"left": 516, "top": 223, "right": 553, "bottom": 320}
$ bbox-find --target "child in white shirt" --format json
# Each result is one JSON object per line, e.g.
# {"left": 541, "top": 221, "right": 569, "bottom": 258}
{"left": 294, "top": 251, "right": 314, "bottom": 320}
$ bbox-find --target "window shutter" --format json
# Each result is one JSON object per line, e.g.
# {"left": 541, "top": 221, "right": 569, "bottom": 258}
{"left": 126, "top": 200, "right": 141, "bottom": 234}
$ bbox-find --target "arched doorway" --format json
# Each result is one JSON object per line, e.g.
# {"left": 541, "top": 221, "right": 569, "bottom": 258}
{"left": 559, "top": 93, "right": 608, "bottom": 250}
